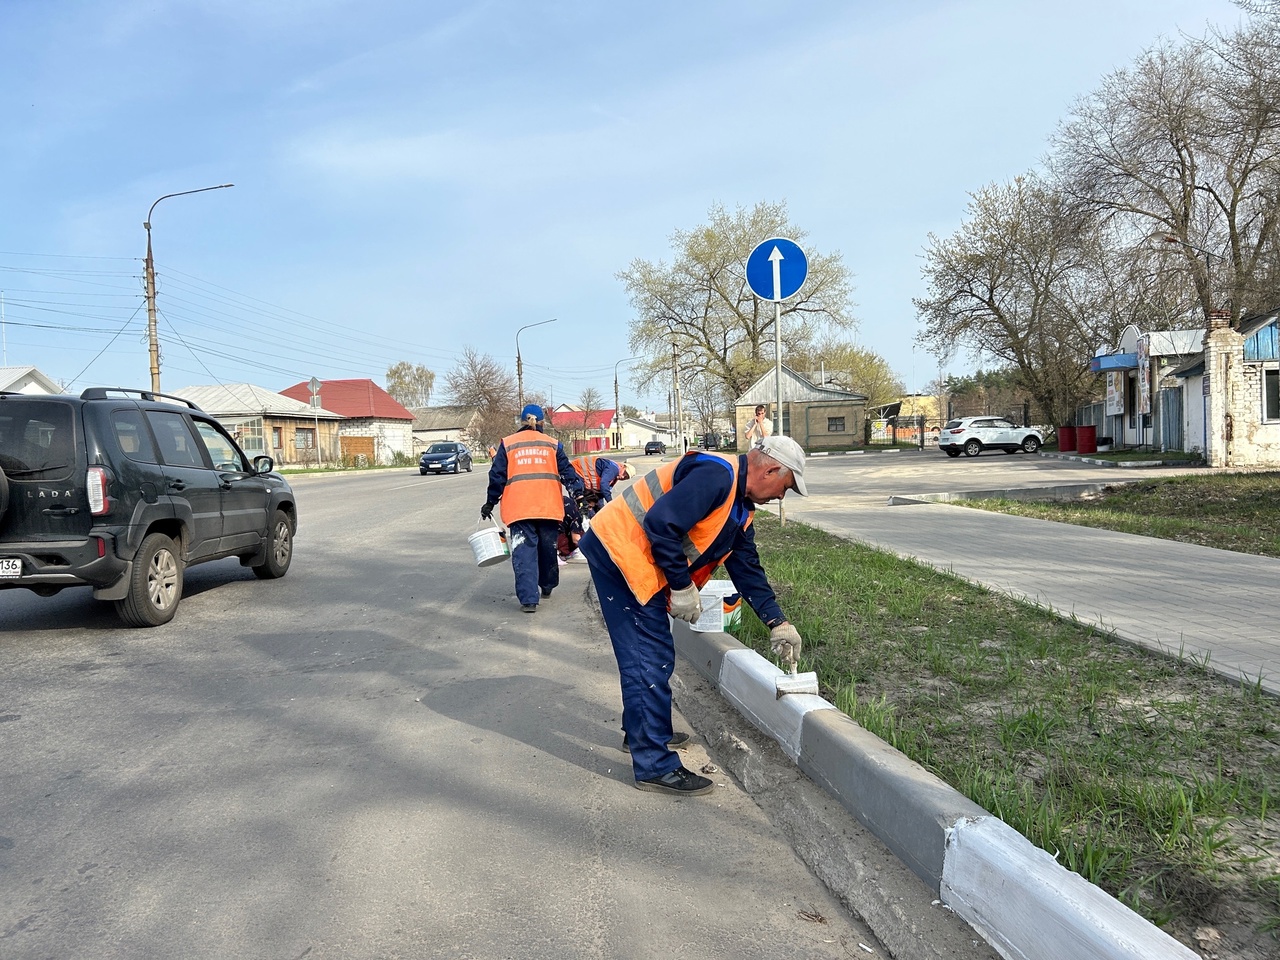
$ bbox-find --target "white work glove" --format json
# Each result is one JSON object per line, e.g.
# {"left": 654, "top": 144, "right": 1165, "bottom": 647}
{"left": 668, "top": 584, "right": 704, "bottom": 624}
{"left": 770, "top": 622, "right": 803, "bottom": 665}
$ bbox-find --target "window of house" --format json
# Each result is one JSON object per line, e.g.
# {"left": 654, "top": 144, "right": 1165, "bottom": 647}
{"left": 272, "top": 426, "right": 282, "bottom": 450}
{"left": 296, "top": 427, "right": 315, "bottom": 450}
{"left": 827, "top": 416, "right": 846, "bottom": 433}
{"left": 1264, "top": 366, "right": 1279, "bottom": 422}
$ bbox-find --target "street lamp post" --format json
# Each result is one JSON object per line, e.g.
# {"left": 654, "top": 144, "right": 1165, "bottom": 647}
{"left": 612, "top": 355, "right": 641, "bottom": 450}
{"left": 144, "top": 183, "right": 234, "bottom": 393}
{"left": 516, "top": 318, "right": 557, "bottom": 409}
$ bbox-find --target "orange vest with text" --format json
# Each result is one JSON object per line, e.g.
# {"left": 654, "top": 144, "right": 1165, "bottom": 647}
{"left": 589, "top": 451, "right": 751, "bottom": 604}
{"left": 499, "top": 431, "right": 565, "bottom": 525}
{"left": 570, "top": 456, "right": 601, "bottom": 493}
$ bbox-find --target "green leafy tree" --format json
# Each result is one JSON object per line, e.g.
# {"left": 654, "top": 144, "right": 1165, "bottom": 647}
{"left": 619, "top": 200, "right": 857, "bottom": 405}
{"left": 386, "top": 361, "right": 436, "bottom": 409}
{"left": 788, "top": 338, "right": 903, "bottom": 410}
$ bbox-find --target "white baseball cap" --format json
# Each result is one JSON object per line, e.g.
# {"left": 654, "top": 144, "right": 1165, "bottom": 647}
{"left": 755, "top": 436, "right": 808, "bottom": 496}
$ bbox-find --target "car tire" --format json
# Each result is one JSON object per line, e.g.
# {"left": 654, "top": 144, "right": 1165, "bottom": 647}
{"left": 466, "top": 462, "right": 472, "bottom": 473}
{"left": 1022, "top": 436, "right": 1041, "bottom": 454}
{"left": 964, "top": 439, "right": 982, "bottom": 457}
{"left": 420, "top": 468, "right": 427, "bottom": 475}
{"left": 253, "top": 509, "right": 293, "bottom": 580}
{"left": 945, "top": 449, "right": 961, "bottom": 458}
{"left": 115, "top": 532, "right": 183, "bottom": 627}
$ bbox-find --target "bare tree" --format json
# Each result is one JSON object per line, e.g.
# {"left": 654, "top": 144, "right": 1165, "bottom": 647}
{"left": 1051, "top": 32, "right": 1280, "bottom": 326}
{"left": 577, "top": 387, "right": 604, "bottom": 447}
{"left": 443, "top": 347, "right": 517, "bottom": 453}
{"left": 385, "top": 361, "right": 436, "bottom": 408}
{"left": 619, "top": 200, "right": 857, "bottom": 405}
{"left": 914, "top": 175, "right": 1123, "bottom": 426}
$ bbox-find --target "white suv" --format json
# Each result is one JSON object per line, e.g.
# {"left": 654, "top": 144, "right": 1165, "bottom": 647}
{"left": 938, "top": 417, "right": 1043, "bottom": 458}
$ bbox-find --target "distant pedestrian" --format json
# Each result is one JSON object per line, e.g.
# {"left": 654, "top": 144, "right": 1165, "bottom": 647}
{"left": 481, "top": 404, "right": 583, "bottom": 612}
{"left": 744, "top": 404, "right": 773, "bottom": 443}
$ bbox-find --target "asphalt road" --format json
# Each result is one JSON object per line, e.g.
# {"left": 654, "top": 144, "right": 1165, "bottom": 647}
{"left": 0, "top": 464, "right": 950, "bottom": 960}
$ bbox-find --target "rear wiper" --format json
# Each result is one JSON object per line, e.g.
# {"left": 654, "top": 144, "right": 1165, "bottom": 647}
{"left": 4, "top": 465, "right": 69, "bottom": 476}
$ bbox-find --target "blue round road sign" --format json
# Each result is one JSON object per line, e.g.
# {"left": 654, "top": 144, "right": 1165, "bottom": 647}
{"left": 746, "top": 237, "right": 808, "bottom": 302}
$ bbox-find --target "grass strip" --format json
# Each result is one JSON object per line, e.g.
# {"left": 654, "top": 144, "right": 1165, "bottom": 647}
{"left": 735, "top": 511, "right": 1280, "bottom": 950}
{"left": 956, "top": 472, "right": 1280, "bottom": 559}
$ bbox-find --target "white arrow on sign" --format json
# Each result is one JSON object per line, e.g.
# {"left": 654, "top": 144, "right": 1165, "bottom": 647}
{"left": 769, "top": 246, "right": 784, "bottom": 301}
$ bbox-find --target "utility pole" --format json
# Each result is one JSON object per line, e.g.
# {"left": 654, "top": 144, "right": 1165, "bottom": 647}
{"left": 613, "top": 355, "right": 640, "bottom": 450}
{"left": 143, "top": 184, "right": 233, "bottom": 393}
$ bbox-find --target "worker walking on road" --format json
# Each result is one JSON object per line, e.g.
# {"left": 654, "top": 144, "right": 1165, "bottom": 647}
{"left": 579, "top": 435, "right": 808, "bottom": 795}
{"left": 482, "top": 404, "right": 584, "bottom": 613}
{"left": 569, "top": 455, "right": 631, "bottom": 517}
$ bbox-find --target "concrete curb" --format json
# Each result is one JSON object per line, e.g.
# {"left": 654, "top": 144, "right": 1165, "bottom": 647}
{"left": 671, "top": 619, "right": 1198, "bottom": 960}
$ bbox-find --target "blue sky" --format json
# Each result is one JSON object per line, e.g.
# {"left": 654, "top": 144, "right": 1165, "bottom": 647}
{"left": 0, "top": 0, "right": 1244, "bottom": 411}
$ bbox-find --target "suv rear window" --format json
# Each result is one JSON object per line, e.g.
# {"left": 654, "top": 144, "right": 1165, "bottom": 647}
{"left": 0, "top": 400, "right": 75, "bottom": 480}
{"left": 112, "top": 408, "right": 160, "bottom": 463}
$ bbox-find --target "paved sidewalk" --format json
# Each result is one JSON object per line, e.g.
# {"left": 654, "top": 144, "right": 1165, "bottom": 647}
{"left": 790, "top": 496, "right": 1280, "bottom": 696}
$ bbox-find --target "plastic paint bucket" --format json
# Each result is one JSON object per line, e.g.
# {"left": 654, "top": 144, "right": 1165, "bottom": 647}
{"left": 468, "top": 526, "right": 510, "bottom": 567}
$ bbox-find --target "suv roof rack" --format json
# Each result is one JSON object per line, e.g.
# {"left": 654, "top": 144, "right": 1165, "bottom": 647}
{"left": 78, "top": 387, "right": 203, "bottom": 410}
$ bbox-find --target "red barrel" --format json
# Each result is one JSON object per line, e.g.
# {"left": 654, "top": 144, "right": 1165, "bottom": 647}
{"left": 1058, "top": 426, "right": 1076, "bottom": 451}
{"left": 1076, "top": 424, "right": 1097, "bottom": 455}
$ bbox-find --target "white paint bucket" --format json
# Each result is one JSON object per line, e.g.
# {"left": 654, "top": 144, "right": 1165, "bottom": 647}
{"left": 468, "top": 526, "right": 509, "bottom": 567}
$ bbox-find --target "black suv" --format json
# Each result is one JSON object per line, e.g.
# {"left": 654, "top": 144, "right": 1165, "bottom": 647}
{"left": 0, "top": 388, "right": 297, "bottom": 626}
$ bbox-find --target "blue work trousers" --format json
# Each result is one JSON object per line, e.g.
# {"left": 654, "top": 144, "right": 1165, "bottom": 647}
{"left": 580, "top": 531, "right": 680, "bottom": 782}
{"left": 508, "top": 518, "right": 560, "bottom": 606}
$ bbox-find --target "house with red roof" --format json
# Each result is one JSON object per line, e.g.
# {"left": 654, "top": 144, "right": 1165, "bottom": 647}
{"left": 280, "top": 378, "right": 415, "bottom": 465}
{"left": 549, "top": 404, "right": 616, "bottom": 454}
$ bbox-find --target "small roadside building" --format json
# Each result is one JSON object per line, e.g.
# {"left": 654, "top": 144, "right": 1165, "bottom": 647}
{"left": 171, "top": 383, "right": 343, "bottom": 466}
{"left": 0, "top": 366, "right": 60, "bottom": 395}
{"left": 1170, "top": 310, "right": 1280, "bottom": 466}
{"left": 280, "top": 378, "right": 414, "bottom": 465}
{"left": 734, "top": 365, "right": 868, "bottom": 452}
{"left": 410, "top": 405, "right": 484, "bottom": 451}
{"left": 549, "top": 404, "right": 615, "bottom": 454}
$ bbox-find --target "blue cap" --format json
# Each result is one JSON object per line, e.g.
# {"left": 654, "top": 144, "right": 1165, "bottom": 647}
{"left": 521, "top": 404, "right": 544, "bottom": 422}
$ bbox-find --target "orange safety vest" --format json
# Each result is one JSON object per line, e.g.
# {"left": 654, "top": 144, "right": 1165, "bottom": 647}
{"left": 589, "top": 451, "right": 751, "bottom": 604}
{"left": 499, "top": 431, "right": 565, "bottom": 524}
{"left": 570, "top": 455, "right": 602, "bottom": 492}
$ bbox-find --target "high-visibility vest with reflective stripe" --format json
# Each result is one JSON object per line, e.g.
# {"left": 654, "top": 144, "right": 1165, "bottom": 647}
{"left": 570, "top": 455, "right": 601, "bottom": 492}
{"left": 499, "top": 431, "right": 565, "bottom": 524}
{"left": 589, "top": 451, "right": 750, "bottom": 604}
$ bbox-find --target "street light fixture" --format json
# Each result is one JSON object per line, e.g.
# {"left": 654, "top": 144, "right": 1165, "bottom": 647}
{"left": 516, "top": 318, "right": 556, "bottom": 409}
{"left": 612, "top": 355, "right": 641, "bottom": 450}
{"left": 144, "top": 183, "right": 234, "bottom": 393}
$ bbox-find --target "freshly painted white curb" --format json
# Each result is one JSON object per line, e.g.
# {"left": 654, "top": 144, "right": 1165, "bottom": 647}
{"left": 666, "top": 618, "right": 1200, "bottom": 960}
{"left": 717, "top": 648, "right": 834, "bottom": 760}
{"left": 942, "top": 817, "right": 1198, "bottom": 960}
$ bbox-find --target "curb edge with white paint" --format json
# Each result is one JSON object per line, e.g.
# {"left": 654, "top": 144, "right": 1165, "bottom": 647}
{"left": 670, "top": 618, "right": 1198, "bottom": 960}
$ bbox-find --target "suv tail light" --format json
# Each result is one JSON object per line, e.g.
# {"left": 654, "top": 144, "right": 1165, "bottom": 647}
{"left": 87, "top": 466, "right": 111, "bottom": 515}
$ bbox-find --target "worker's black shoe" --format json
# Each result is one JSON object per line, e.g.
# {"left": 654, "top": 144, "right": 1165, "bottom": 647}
{"left": 621, "top": 731, "right": 690, "bottom": 753}
{"left": 540, "top": 586, "right": 553, "bottom": 598}
{"left": 636, "top": 765, "right": 714, "bottom": 796}
{"left": 521, "top": 603, "right": 537, "bottom": 613}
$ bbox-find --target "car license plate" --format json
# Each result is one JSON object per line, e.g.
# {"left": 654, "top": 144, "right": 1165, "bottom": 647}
{"left": 0, "top": 558, "right": 21, "bottom": 578}
{"left": 428, "top": 464, "right": 441, "bottom": 470}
